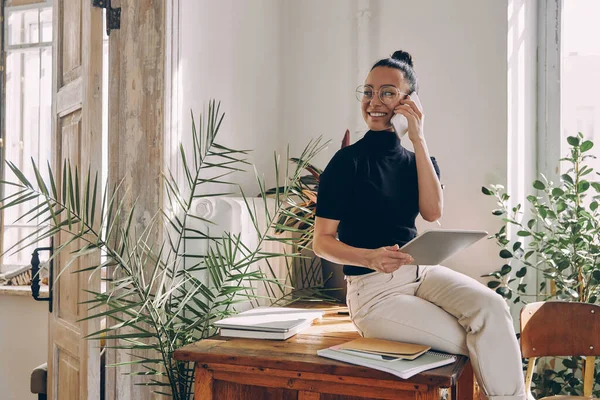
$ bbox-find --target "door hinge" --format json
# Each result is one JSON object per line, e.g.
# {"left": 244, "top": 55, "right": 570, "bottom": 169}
{"left": 92, "top": 0, "right": 121, "bottom": 35}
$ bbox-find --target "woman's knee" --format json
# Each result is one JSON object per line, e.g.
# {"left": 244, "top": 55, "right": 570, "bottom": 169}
{"left": 473, "top": 289, "right": 511, "bottom": 319}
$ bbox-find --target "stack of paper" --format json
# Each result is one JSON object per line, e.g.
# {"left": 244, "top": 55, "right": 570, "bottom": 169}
{"left": 317, "top": 338, "right": 457, "bottom": 379}
{"left": 214, "top": 307, "right": 324, "bottom": 340}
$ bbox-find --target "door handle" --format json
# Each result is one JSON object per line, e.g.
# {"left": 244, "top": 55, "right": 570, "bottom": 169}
{"left": 30, "top": 237, "right": 53, "bottom": 313}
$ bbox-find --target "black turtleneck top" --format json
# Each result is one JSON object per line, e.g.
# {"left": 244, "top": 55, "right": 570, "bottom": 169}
{"left": 315, "top": 130, "right": 441, "bottom": 276}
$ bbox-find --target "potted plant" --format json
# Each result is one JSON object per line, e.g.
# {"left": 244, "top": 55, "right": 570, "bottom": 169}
{"left": 482, "top": 132, "right": 600, "bottom": 397}
{"left": 0, "top": 100, "right": 331, "bottom": 399}
{"left": 263, "top": 129, "right": 351, "bottom": 302}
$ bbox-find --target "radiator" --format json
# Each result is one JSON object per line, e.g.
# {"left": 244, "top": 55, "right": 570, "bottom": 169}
{"left": 183, "top": 196, "right": 293, "bottom": 311}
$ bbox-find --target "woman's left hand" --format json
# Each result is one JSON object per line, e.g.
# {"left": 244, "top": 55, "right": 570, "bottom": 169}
{"left": 393, "top": 95, "right": 424, "bottom": 143}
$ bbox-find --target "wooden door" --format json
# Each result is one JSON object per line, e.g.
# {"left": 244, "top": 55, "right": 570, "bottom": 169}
{"left": 48, "top": 0, "right": 103, "bottom": 398}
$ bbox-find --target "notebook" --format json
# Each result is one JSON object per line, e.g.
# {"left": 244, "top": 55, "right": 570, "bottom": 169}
{"left": 317, "top": 344, "right": 457, "bottom": 379}
{"left": 214, "top": 307, "right": 324, "bottom": 333}
{"left": 337, "top": 337, "right": 430, "bottom": 361}
{"left": 219, "top": 318, "right": 315, "bottom": 340}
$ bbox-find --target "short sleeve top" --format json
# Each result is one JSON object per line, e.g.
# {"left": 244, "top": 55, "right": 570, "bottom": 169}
{"left": 315, "top": 129, "right": 441, "bottom": 276}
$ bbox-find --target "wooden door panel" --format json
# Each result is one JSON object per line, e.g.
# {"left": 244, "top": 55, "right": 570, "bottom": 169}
{"left": 60, "top": 0, "right": 82, "bottom": 85}
{"left": 56, "top": 347, "right": 80, "bottom": 400}
{"left": 48, "top": 0, "right": 102, "bottom": 398}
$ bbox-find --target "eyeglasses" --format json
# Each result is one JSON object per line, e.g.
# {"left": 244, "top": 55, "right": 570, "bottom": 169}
{"left": 355, "top": 85, "right": 408, "bottom": 105}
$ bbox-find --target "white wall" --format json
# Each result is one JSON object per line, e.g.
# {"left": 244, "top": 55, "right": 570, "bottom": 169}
{"left": 173, "top": 0, "right": 536, "bottom": 282}
{"left": 177, "top": 0, "right": 284, "bottom": 196}
{"left": 0, "top": 294, "right": 48, "bottom": 400}
{"left": 280, "top": 0, "right": 358, "bottom": 170}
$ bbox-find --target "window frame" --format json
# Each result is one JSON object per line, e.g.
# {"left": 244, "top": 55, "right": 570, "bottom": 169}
{"left": 0, "top": 0, "right": 53, "bottom": 267}
{"left": 537, "top": 0, "right": 562, "bottom": 185}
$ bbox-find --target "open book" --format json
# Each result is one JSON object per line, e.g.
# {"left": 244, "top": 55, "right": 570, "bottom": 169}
{"left": 317, "top": 342, "right": 457, "bottom": 379}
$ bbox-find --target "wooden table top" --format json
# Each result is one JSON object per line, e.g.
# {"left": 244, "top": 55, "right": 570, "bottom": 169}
{"left": 173, "top": 303, "right": 468, "bottom": 387}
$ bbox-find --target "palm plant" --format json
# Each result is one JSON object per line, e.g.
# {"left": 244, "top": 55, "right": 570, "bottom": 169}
{"left": 0, "top": 100, "right": 330, "bottom": 399}
{"left": 264, "top": 129, "right": 351, "bottom": 251}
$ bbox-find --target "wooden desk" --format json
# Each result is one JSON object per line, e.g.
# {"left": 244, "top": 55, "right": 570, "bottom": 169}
{"left": 174, "top": 305, "right": 474, "bottom": 400}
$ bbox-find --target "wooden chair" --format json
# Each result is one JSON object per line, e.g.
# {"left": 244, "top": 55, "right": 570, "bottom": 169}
{"left": 520, "top": 301, "right": 600, "bottom": 400}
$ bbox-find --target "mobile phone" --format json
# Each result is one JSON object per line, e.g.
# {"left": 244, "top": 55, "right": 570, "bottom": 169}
{"left": 391, "top": 92, "right": 422, "bottom": 138}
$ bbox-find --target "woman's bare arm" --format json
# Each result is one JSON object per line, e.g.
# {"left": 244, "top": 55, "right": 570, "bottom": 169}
{"left": 313, "top": 216, "right": 413, "bottom": 273}
{"left": 413, "top": 139, "right": 443, "bottom": 221}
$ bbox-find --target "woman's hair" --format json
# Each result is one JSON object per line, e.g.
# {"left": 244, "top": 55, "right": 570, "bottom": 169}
{"left": 371, "top": 50, "right": 418, "bottom": 93}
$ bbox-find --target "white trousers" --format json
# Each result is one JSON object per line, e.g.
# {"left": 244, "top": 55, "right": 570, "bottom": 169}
{"left": 345, "top": 265, "right": 526, "bottom": 400}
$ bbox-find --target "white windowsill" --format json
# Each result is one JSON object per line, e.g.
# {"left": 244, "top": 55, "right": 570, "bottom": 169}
{"left": 0, "top": 285, "right": 49, "bottom": 297}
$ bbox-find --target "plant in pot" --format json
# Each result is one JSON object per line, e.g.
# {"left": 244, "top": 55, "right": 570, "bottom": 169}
{"left": 0, "top": 100, "right": 330, "bottom": 399}
{"left": 263, "top": 129, "right": 351, "bottom": 303}
{"left": 482, "top": 132, "right": 600, "bottom": 397}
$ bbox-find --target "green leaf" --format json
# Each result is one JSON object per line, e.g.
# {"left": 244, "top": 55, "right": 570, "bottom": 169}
{"left": 533, "top": 180, "right": 546, "bottom": 190}
{"left": 487, "top": 281, "right": 501, "bottom": 289}
{"left": 492, "top": 209, "right": 505, "bottom": 216}
{"left": 562, "top": 174, "right": 574, "bottom": 185}
{"left": 527, "top": 195, "right": 538, "bottom": 203}
{"left": 591, "top": 182, "right": 600, "bottom": 192}
{"left": 499, "top": 249, "right": 513, "bottom": 259}
{"left": 513, "top": 242, "right": 522, "bottom": 251}
{"left": 538, "top": 207, "right": 547, "bottom": 219}
{"left": 562, "top": 358, "right": 578, "bottom": 369}
{"left": 481, "top": 186, "right": 493, "bottom": 195}
{"left": 516, "top": 267, "right": 527, "bottom": 278}
{"left": 567, "top": 136, "right": 580, "bottom": 146}
{"left": 496, "top": 287, "right": 510, "bottom": 297}
{"left": 500, "top": 264, "right": 512, "bottom": 275}
{"left": 565, "top": 287, "right": 579, "bottom": 299}
{"left": 517, "top": 231, "right": 531, "bottom": 237}
{"left": 578, "top": 181, "right": 590, "bottom": 193}
{"left": 551, "top": 188, "right": 564, "bottom": 197}
{"left": 580, "top": 140, "right": 593, "bottom": 152}
{"left": 593, "top": 270, "right": 600, "bottom": 281}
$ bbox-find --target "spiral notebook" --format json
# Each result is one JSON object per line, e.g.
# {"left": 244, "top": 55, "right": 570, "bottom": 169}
{"left": 317, "top": 344, "right": 457, "bottom": 379}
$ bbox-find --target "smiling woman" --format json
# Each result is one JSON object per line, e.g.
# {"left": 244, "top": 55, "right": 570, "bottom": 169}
{"left": 312, "top": 49, "right": 527, "bottom": 400}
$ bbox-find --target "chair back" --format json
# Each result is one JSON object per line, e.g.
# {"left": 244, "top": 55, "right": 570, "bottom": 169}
{"left": 520, "top": 301, "right": 600, "bottom": 358}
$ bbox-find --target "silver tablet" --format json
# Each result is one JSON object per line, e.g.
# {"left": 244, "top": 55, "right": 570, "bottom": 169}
{"left": 399, "top": 229, "right": 488, "bottom": 266}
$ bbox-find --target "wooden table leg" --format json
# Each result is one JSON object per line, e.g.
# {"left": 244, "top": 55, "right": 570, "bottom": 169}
{"left": 453, "top": 359, "right": 475, "bottom": 400}
{"left": 195, "top": 364, "right": 214, "bottom": 399}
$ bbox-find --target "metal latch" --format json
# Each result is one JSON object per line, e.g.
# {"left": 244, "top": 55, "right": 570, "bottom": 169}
{"left": 92, "top": 0, "right": 121, "bottom": 35}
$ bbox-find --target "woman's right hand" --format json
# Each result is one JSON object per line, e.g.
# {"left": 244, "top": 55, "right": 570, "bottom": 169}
{"left": 364, "top": 244, "right": 414, "bottom": 273}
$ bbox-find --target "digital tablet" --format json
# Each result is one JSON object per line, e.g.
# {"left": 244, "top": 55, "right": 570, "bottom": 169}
{"left": 399, "top": 229, "right": 488, "bottom": 266}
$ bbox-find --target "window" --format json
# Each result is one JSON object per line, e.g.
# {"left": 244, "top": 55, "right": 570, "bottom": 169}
{"left": 1, "top": 1, "right": 53, "bottom": 269}
{"left": 540, "top": 0, "right": 600, "bottom": 176}
{"left": 561, "top": 0, "right": 600, "bottom": 165}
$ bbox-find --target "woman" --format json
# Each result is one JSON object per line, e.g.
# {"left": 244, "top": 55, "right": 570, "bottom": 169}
{"left": 313, "top": 50, "right": 525, "bottom": 399}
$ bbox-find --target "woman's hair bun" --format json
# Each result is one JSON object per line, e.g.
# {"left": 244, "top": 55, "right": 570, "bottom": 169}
{"left": 391, "top": 50, "right": 413, "bottom": 67}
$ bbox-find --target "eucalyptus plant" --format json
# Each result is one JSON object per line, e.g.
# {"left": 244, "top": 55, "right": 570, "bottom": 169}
{"left": 0, "top": 100, "right": 330, "bottom": 399}
{"left": 482, "top": 132, "right": 600, "bottom": 397}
